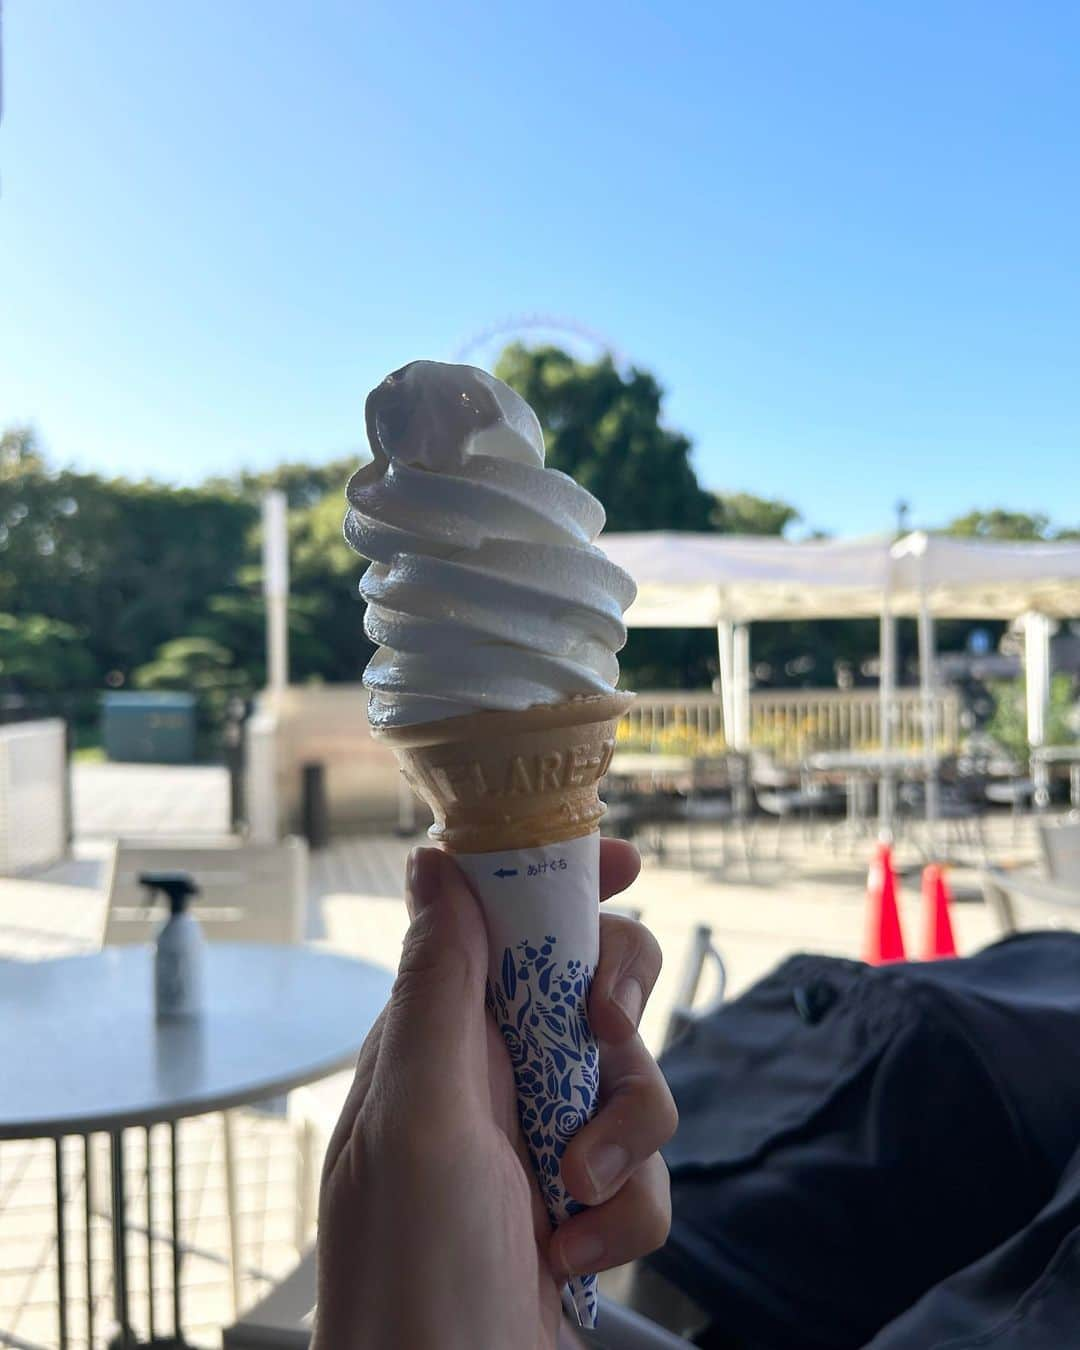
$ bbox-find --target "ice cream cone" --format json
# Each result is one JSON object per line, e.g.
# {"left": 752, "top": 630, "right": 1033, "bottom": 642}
{"left": 374, "top": 690, "right": 633, "bottom": 1327}
{"left": 376, "top": 690, "right": 633, "bottom": 851}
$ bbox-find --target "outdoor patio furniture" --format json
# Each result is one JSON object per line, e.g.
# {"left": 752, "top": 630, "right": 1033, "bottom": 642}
{"left": 1031, "top": 745, "right": 1080, "bottom": 811}
{"left": 101, "top": 836, "right": 307, "bottom": 947}
{"left": 754, "top": 762, "right": 844, "bottom": 858}
{"left": 805, "top": 748, "right": 937, "bottom": 848}
{"left": 221, "top": 1245, "right": 691, "bottom": 1350}
{"left": 984, "top": 776, "right": 1035, "bottom": 843}
{"left": 1040, "top": 817, "right": 1080, "bottom": 884}
{"left": 897, "top": 772, "right": 987, "bottom": 861}
{"left": 100, "top": 836, "right": 309, "bottom": 1314}
{"left": 980, "top": 822, "right": 1080, "bottom": 935}
{"left": 674, "top": 754, "right": 754, "bottom": 876}
{"left": 662, "top": 923, "right": 727, "bottom": 1052}
{"left": 0, "top": 945, "right": 392, "bottom": 1350}
{"left": 602, "top": 754, "right": 691, "bottom": 859}
{"left": 981, "top": 866, "right": 1080, "bottom": 936}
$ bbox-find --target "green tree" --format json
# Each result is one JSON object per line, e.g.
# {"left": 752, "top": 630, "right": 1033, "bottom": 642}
{"left": 495, "top": 344, "right": 715, "bottom": 531}
{"left": 0, "top": 427, "right": 257, "bottom": 685}
{"left": 987, "top": 673, "right": 1078, "bottom": 760}
{"left": 133, "top": 636, "right": 252, "bottom": 733}
{"left": 946, "top": 509, "right": 1080, "bottom": 541}
{"left": 0, "top": 612, "right": 95, "bottom": 694}
{"left": 712, "top": 492, "right": 801, "bottom": 536}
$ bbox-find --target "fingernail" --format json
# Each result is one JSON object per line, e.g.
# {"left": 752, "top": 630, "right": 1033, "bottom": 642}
{"left": 585, "top": 1142, "right": 629, "bottom": 1195}
{"left": 613, "top": 976, "right": 645, "bottom": 1030}
{"left": 405, "top": 847, "right": 440, "bottom": 918}
{"left": 560, "top": 1230, "right": 604, "bottom": 1274}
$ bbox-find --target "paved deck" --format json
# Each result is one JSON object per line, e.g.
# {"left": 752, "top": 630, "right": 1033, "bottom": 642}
{"left": 0, "top": 771, "right": 1052, "bottom": 1346}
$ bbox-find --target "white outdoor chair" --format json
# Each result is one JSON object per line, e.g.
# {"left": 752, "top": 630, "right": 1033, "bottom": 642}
{"left": 661, "top": 923, "right": 727, "bottom": 1052}
{"left": 101, "top": 835, "right": 307, "bottom": 946}
{"left": 98, "top": 835, "right": 309, "bottom": 1315}
{"left": 981, "top": 866, "right": 1080, "bottom": 936}
{"left": 222, "top": 1246, "right": 692, "bottom": 1350}
{"left": 983, "top": 819, "right": 1080, "bottom": 936}
{"left": 1040, "top": 818, "right": 1080, "bottom": 886}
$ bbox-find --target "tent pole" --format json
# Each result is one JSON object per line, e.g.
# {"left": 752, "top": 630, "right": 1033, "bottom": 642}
{"left": 717, "top": 620, "right": 734, "bottom": 748}
{"left": 262, "top": 491, "right": 290, "bottom": 693}
{"left": 878, "top": 593, "right": 896, "bottom": 838}
{"left": 1023, "top": 612, "right": 1050, "bottom": 751}
{"left": 917, "top": 597, "right": 938, "bottom": 850}
{"left": 733, "top": 623, "right": 751, "bottom": 753}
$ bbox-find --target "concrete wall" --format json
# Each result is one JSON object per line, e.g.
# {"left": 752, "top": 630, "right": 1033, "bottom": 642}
{"left": 246, "top": 685, "right": 428, "bottom": 839}
{"left": 0, "top": 719, "right": 67, "bottom": 874}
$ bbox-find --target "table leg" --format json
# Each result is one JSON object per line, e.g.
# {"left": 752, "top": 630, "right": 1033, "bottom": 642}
{"left": 110, "top": 1130, "right": 133, "bottom": 1346}
{"left": 170, "top": 1121, "right": 183, "bottom": 1342}
{"left": 1034, "top": 758, "right": 1051, "bottom": 812}
{"left": 55, "top": 1138, "right": 69, "bottom": 1350}
{"left": 145, "top": 1126, "right": 156, "bottom": 1342}
{"left": 84, "top": 1136, "right": 94, "bottom": 1350}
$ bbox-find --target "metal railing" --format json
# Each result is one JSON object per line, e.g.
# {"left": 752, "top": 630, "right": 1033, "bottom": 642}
{"left": 619, "top": 689, "right": 960, "bottom": 763}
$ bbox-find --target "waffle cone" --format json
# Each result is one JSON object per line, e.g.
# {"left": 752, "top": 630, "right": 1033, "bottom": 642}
{"left": 374, "top": 691, "right": 634, "bottom": 853}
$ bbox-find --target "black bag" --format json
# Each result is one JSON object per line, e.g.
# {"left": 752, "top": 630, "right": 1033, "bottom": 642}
{"left": 866, "top": 1135, "right": 1080, "bottom": 1347}
{"left": 648, "top": 933, "right": 1080, "bottom": 1350}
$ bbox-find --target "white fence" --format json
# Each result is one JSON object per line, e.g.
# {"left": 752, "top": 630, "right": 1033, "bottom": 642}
{"left": 621, "top": 689, "right": 960, "bottom": 763}
{"left": 0, "top": 719, "right": 67, "bottom": 874}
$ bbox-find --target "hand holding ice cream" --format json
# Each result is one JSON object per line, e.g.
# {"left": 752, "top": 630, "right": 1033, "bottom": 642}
{"left": 311, "top": 844, "right": 675, "bottom": 1350}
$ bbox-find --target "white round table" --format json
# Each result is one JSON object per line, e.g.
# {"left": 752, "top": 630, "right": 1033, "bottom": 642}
{"left": 0, "top": 944, "right": 394, "bottom": 1349}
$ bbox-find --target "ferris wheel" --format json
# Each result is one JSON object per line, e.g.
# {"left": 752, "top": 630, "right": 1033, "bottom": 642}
{"left": 451, "top": 313, "right": 627, "bottom": 371}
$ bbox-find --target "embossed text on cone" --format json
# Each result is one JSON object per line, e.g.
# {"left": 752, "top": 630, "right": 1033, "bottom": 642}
{"left": 375, "top": 690, "right": 633, "bottom": 1329}
{"left": 864, "top": 841, "right": 906, "bottom": 965}
{"left": 376, "top": 691, "right": 633, "bottom": 852}
{"left": 921, "top": 864, "right": 958, "bottom": 960}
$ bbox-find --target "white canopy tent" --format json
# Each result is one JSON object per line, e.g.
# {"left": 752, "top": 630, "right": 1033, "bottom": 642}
{"left": 601, "top": 530, "right": 1080, "bottom": 833}
{"left": 601, "top": 532, "right": 896, "bottom": 767}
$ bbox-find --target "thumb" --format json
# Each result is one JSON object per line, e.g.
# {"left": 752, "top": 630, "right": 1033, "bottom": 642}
{"left": 377, "top": 847, "right": 490, "bottom": 1117}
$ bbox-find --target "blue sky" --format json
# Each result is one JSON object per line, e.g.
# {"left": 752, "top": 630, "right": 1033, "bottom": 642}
{"left": 2, "top": 1, "right": 1078, "bottom": 537}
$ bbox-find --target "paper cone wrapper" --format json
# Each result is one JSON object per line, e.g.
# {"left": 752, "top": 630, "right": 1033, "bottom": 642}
{"left": 376, "top": 692, "right": 633, "bottom": 1328}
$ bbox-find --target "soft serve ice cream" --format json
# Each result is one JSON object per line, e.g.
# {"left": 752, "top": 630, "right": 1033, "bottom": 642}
{"left": 343, "top": 360, "right": 638, "bottom": 1330}
{"left": 344, "top": 360, "right": 636, "bottom": 726}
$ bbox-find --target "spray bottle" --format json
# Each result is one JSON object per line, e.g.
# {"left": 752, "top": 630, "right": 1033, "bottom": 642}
{"left": 140, "top": 872, "right": 204, "bottom": 1019}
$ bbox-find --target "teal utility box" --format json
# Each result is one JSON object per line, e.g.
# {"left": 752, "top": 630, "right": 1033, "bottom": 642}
{"left": 102, "top": 692, "right": 197, "bottom": 764}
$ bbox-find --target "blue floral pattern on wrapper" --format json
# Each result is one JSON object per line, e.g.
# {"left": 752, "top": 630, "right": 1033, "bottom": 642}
{"left": 488, "top": 935, "right": 600, "bottom": 1329}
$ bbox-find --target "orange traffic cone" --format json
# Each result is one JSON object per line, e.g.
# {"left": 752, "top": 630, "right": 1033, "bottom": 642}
{"left": 921, "top": 864, "right": 958, "bottom": 960}
{"left": 864, "top": 841, "right": 906, "bottom": 964}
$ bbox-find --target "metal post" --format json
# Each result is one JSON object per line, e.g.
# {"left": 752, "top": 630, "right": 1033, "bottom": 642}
{"left": 1024, "top": 611, "right": 1051, "bottom": 752}
{"left": 878, "top": 595, "right": 897, "bottom": 836}
{"left": 55, "top": 1138, "right": 69, "bottom": 1350}
{"left": 84, "top": 1135, "right": 94, "bottom": 1350}
{"left": 145, "top": 1126, "right": 156, "bottom": 1342}
{"left": 110, "top": 1131, "right": 131, "bottom": 1345}
{"left": 301, "top": 762, "right": 329, "bottom": 850}
{"left": 732, "top": 623, "right": 751, "bottom": 753}
{"left": 262, "top": 491, "right": 290, "bottom": 693}
{"left": 917, "top": 599, "right": 939, "bottom": 850}
{"left": 716, "top": 621, "right": 734, "bottom": 747}
{"left": 170, "top": 1121, "right": 182, "bottom": 1341}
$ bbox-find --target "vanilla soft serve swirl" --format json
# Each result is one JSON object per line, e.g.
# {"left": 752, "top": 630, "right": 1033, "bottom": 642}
{"left": 344, "top": 360, "right": 636, "bottom": 727}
